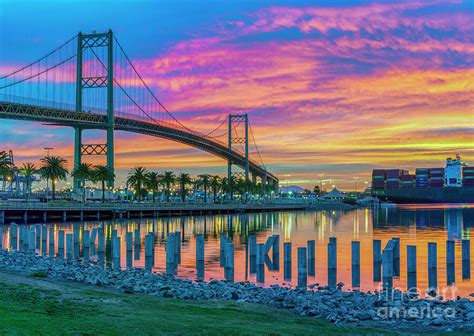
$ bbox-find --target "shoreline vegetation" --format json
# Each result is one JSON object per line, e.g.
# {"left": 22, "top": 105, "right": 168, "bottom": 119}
{"left": 0, "top": 271, "right": 388, "bottom": 336}
{"left": 0, "top": 249, "right": 473, "bottom": 334}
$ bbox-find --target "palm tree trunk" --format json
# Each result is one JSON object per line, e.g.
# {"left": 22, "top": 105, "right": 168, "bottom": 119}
{"left": 102, "top": 180, "right": 105, "bottom": 203}
{"left": 83, "top": 180, "right": 86, "bottom": 203}
{"left": 51, "top": 179, "right": 56, "bottom": 200}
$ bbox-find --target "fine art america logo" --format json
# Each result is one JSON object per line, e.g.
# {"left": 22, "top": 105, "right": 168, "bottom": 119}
{"left": 375, "top": 285, "right": 458, "bottom": 320}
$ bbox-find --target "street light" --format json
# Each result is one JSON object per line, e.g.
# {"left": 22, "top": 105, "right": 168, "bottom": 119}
{"left": 318, "top": 173, "right": 324, "bottom": 190}
{"left": 353, "top": 176, "right": 359, "bottom": 192}
{"left": 43, "top": 147, "right": 54, "bottom": 156}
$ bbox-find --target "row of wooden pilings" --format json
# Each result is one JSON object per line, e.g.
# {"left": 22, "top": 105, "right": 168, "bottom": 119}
{"left": 2, "top": 223, "right": 471, "bottom": 289}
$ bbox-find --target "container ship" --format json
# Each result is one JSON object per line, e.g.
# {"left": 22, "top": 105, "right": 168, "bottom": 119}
{"left": 371, "top": 154, "right": 474, "bottom": 203}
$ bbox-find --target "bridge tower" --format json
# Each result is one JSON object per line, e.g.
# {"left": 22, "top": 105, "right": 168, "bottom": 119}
{"left": 74, "top": 30, "right": 114, "bottom": 189}
{"left": 228, "top": 114, "right": 249, "bottom": 195}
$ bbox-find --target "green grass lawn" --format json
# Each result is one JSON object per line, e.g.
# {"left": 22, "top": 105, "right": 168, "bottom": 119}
{"left": 0, "top": 278, "right": 394, "bottom": 335}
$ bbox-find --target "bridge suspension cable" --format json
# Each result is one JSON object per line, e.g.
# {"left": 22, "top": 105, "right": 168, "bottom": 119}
{"left": 0, "top": 31, "right": 274, "bottom": 182}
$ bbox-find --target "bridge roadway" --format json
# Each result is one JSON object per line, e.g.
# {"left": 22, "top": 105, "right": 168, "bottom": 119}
{"left": 0, "top": 100, "right": 278, "bottom": 185}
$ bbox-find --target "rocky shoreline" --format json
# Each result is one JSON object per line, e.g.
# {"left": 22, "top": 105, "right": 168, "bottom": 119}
{"left": 1, "top": 249, "right": 473, "bottom": 333}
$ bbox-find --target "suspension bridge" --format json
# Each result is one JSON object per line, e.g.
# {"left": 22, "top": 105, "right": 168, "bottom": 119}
{"left": 0, "top": 30, "right": 279, "bottom": 191}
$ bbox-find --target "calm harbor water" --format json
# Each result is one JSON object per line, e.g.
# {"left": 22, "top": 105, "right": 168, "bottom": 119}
{"left": 2, "top": 204, "right": 474, "bottom": 297}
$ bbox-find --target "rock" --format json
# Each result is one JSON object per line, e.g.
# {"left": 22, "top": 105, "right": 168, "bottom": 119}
{"left": 431, "top": 317, "right": 444, "bottom": 326}
{"left": 465, "top": 311, "right": 474, "bottom": 321}
{"left": 356, "top": 312, "right": 372, "bottom": 320}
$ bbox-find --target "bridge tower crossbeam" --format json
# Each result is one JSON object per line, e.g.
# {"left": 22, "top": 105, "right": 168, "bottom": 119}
{"left": 227, "top": 114, "right": 249, "bottom": 195}
{"left": 74, "top": 30, "right": 114, "bottom": 190}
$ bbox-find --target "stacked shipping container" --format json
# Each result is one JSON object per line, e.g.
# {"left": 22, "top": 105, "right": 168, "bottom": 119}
{"left": 415, "top": 168, "right": 429, "bottom": 187}
{"left": 372, "top": 169, "right": 386, "bottom": 190}
{"left": 386, "top": 169, "right": 408, "bottom": 189}
{"left": 400, "top": 174, "right": 415, "bottom": 188}
{"left": 429, "top": 167, "right": 445, "bottom": 187}
{"left": 463, "top": 167, "right": 474, "bottom": 187}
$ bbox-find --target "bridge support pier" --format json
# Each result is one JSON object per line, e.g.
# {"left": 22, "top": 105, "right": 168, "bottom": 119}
{"left": 73, "top": 127, "right": 82, "bottom": 191}
{"left": 23, "top": 211, "right": 28, "bottom": 224}
{"left": 0, "top": 210, "right": 4, "bottom": 225}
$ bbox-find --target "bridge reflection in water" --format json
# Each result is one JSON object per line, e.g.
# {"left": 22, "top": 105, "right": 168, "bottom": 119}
{"left": 2, "top": 205, "right": 474, "bottom": 297}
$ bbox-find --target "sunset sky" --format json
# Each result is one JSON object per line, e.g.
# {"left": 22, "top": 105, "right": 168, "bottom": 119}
{"left": 0, "top": 0, "right": 473, "bottom": 190}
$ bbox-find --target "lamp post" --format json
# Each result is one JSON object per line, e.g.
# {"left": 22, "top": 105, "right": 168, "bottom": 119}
{"left": 318, "top": 173, "right": 324, "bottom": 191}
{"left": 353, "top": 176, "right": 359, "bottom": 192}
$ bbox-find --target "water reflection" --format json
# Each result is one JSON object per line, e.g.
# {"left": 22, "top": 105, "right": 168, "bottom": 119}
{"left": 2, "top": 205, "right": 474, "bottom": 297}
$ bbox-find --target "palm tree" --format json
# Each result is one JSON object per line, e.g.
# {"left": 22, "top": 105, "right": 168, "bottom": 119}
{"left": 92, "top": 165, "right": 115, "bottom": 203}
{"left": 39, "top": 156, "right": 68, "bottom": 200}
{"left": 177, "top": 173, "right": 192, "bottom": 203}
{"left": 160, "top": 171, "right": 176, "bottom": 202}
{"left": 197, "top": 174, "right": 210, "bottom": 203}
{"left": 144, "top": 171, "right": 160, "bottom": 203}
{"left": 220, "top": 177, "right": 229, "bottom": 202}
{"left": 71, "top": 162, "right": 92, "bottom": 203}
{"left": 236, "top": 178, "right": 247, "bottom": 201}
{"left": 19, "top": 162, "right": 36, "bottom": 201}
{"left": 127, "top": 167, "right": 148, "bottom": 200}
{"left": 0, "top": 151, "right": 13, "bottom": 192}
{"left": 210, "top": 175, "right": 221, "bottom": 203}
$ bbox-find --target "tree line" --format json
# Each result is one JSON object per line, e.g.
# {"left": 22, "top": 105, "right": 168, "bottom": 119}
{"left": 0, "top": 151, "right": 274, "bottom": 203}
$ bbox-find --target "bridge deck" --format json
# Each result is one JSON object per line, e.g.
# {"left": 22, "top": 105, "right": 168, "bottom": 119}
{"left": 0, "top": 100, "right": 278, "bottom": 183}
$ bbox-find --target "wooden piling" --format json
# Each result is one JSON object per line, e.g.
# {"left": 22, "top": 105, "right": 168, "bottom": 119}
{"left": 196, "top": 234, "right": 204, "bottom": 262}
{"left": 249, "top": 236, "right": 257, "bottom": 257}
{"left": 407, "top": 245, "right": 417, "bottom": 290}
{"left": 196, "top": 234, "right": 205, "bottom": 280}
{"left": 134, "top": 228, "right": 140, "bottom": 246}
{"left": 307, "top": 240, "right": 315, "bottom": 277}
{"left": 112, "top": 236, "right": 121, "bottom": 270}
{"left": 83, "top": 230, "right": 90, "bottom": 261}
{"left": 126, "top": 232, "right": 133, "bottom": 269}
{"left": 41, "top": 225, "right": 47, "bottom": 255}
{"left": 297, "top": 247, "right": 307, "bottom": 288}
{"left": 219, "top": 233, "right": 227, "bottom": 267}
{"left": 97, "top": 227, "right": 105, "bottom": 254}
{"left": 283, "top": 242, "right": 292, "bottom": 281}
{"left": 28, "top": 228, "right": 35, "bottom": 253}
{"left": 446, "top": 240, "right": 455, "bottom": 285}
{"left": 391, "top": 237, "right": 400, "bottom": 277}
{"left": 382, "top": 245, "right": 393, "bottom": 291}
{"left": 352, "top": 241, "right": 360, "bottom": 288}
{"left": 58, "top": 230, "right": 65, "bottom": 259}
{"left": 48, "top": 227, "right": 54, "bottom": 257}
{"left": 10, "top": 223, "right": 17, "bottom": 251}
{"left": 165, "top": 233, "right": 175, "bottom": 274}
{"left": 66, "top": 234, "right": 73, "bottom": 260}
{"left": 256, "top": 243, "right": 265, "bottom": 283}
{"left": 327, "top": 237, "right": 337, "bottom": 288}
{"left": 373, "top": 239, "right": 382, "bottom": 282}
{"left": 225, "top": 243, "right": 234, "bottom": 282}
{"left": 428, "top": 242, "right": 437, "bottom": 289}
{"left": 175, "top": 231, "right": 181, "bottom": 264}
{"left": 73, "top": 225, "right": 80, "bottom": 259}
{"left": 462, "top": 239, "right": 471, "bottom": 280}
